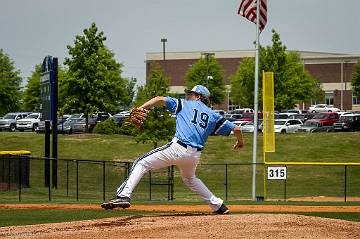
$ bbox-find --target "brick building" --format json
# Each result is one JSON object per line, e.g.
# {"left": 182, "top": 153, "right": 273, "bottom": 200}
{"left": 146, "top": 50, "right": 360, "bottom": 111}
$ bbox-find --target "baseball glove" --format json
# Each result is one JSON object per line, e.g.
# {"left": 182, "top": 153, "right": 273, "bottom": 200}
{"left": 130, "top": 107, "right": 149, "bottom": 129}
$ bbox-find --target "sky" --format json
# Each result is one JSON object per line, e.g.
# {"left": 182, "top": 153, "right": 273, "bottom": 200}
{"left": 1, "top": 0, "right": 359, "bottom": 86}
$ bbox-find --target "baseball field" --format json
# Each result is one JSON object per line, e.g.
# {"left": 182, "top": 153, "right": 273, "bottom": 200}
{"left": 0, "top": 132, "right": 360, "bottom": 238}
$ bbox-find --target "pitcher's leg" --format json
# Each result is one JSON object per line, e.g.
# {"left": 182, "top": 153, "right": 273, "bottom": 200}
{"left": 117, "top": 142, "right": 174, "bottom": 198}
{"left": 117, "top": 163, "right": 147, "bottom": 198}
{"left": 178, "top": 163, "right": 223, "bottom": 211}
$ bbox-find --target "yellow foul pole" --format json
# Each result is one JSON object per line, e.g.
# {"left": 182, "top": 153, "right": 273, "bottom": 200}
{"left": 262, "top": 71, "right": 275, "bottom": 199}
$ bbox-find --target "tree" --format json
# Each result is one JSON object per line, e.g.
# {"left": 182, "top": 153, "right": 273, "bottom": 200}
{"left": 24, "top": 64, "right": 68, "bottom": 112}
{"left": 352, "top": 60, "right": 360, "bottom": 98}
{"left": 276, "top": 52, "right": 319, "bottom": 110}
{"left": 62, "top": 22, "right": 127, "bottom": 131}
{"left": 134, "top": 63, "right": 175, "bottom": 148}
{"left": 58, "top": 66, "right": 69, "bottom": 113}
{"left": 0, "top": 49, "right": 22, "bottom": 115}
{"left": 119, "top": 77, "right": 136, "bottom": 110}
{"left": 23, "top": 64, "right": 41, "bottom": 112}
{"left": 185, "top": 56, "right": 225, "bottom": 105}
{"left": 230, "top": 58, "right": 255, "bottom": 108}
{"left": 135, "top": 64, "right": 170, "bottom": 106}
{"left": 231, "top": 29, "right": 321, "bottom": 111}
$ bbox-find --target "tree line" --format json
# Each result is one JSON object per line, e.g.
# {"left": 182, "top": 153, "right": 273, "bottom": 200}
{"left": 1, "top": 23, "right": 359, "bottom": 119}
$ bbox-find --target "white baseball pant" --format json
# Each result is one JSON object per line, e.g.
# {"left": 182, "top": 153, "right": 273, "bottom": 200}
{"left": 116, "top": 137, "right": 223, "bottom": 211}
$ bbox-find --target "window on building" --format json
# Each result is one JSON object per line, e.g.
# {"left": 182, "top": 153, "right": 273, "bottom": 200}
{"left": 311, "top": 99, "right": 320, "bottom": 105}
{"left": 325, "top": 92, "right": 334, "bottom": 105}
{"left": 353, "top": 94, "right": 360, "bottom": 105}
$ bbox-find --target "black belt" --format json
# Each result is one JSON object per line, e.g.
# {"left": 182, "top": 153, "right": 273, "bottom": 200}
{"left": 177, "top": 140, "right": 202, "bottom": 151}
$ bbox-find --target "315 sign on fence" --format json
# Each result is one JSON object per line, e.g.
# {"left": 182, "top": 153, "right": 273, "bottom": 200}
{"left": 267, "top": 166, "right": 287, "bottom": 180}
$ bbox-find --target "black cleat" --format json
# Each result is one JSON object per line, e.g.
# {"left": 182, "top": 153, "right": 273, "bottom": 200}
{"left": 101, "top": 196, "right": 131, "bottom": 210}
{"left": 215, "top": 204, "right": 230, "bottom": 215}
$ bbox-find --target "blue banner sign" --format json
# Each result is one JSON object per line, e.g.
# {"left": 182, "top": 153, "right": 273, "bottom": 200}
{"left": 40, "top": 56, "right": 54, "bottom": 121}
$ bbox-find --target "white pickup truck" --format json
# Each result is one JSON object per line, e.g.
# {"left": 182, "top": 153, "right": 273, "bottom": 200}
{"left": 16, "top": 113, "right": 41, "bottom": 132}
{"left": 309, "top": 104, "right": 339, "bottom": 113}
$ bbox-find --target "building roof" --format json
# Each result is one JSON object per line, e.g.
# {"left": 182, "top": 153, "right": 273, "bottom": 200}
{"left": 146, "top": 50, "right": 360, "bottom": 63}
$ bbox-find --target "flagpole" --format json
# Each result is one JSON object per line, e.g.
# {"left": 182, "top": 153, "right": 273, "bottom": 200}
{"left": 252, "top": 0, "right": 261, "bottom": 201}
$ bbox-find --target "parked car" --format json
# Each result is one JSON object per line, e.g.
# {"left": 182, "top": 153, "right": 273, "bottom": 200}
{"left": 0, "top": 112, "right": 31, "bottom": 132}
{"left": 240, "top": 120, "right": 263, "bottom": 133}
{"left": 36, "top": 115, "right": 70, "bottom": 133}
{"left": 230, "top": 108, "right": 254, "bottom": 114}
{"left": 274, "top": 113, "right": 289, "bottom": 119}
{"left": 73, "top": 117, "right": 96, "bottom": 133}
{"left": 73, "top": 113, "right": 112, "bottom": 133}
{"left": 307, "top": 112, "right": 339, "bottom": 126}
{"left": 333, "top": 114, "right": 360, "bottom": 132}
{"left": 275, "top": 112, "right": 297, "bottom": 119}
{"left": 58, "top": 118, "right": 83, "bottom": 134}
{"left": 116, "top": 111, "right": 130, "bottom": 117}
{"left": 287, "top": 109, "right": 309, "bottom": 114}
{"left": 236, "top": 112, "right": 263, "bottom": 126}
{"left": 309, "top": 104, "right": 339, "bottom": 113}
{"left": 16, "top": 113, "right": 41, "bottom": 131}
{"left": 273, "top": 119, "right": 303, "bottom": 133}
{"left": 288, "top": 113, "right": 315, "bottom": 123}
{"left": 96, "top": 112, "right": 112, "bottom": 121}
{"left": 67, "top": 113, "right": 84, "bottom": 120}
{"left": 297, "top": 121, "right": 333, "bottom": 133}
{"left": 114, "top": 114, "right": 129, "bottom": 127}
{"left": 337, "top": 112, "right": 352, "bottom": 116}
{"left": 224, "top": 114, "right": 243, "bottom": 123}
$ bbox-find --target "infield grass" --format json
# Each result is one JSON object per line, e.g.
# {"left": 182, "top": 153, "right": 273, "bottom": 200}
{"left": 0, "top": 209, "right": 152, "bottom": 227}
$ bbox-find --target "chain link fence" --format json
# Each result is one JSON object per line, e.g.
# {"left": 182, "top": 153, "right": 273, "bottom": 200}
{"left": 1, "top": 155, "right": 359, "bottom": 203}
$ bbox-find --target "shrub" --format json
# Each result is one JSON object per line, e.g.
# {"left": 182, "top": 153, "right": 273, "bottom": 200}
{"left": 93, "top": 118, "right": 120, "bottom": 134}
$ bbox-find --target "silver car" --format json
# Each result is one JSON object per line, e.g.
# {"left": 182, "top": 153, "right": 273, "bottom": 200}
{"left": 274, "top": 119, "right": 303, "bottom": 133}
{"left": 0, "top": 112, "right": 30, "bottom": 131}
{"left": 240, "top": 120, "right": 263, "bottom": 133}
{"left": 297, "top": 121, "right": 333, "bottom": 133}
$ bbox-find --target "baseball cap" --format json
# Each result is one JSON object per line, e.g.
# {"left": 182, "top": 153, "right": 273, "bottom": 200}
{"left": 185, "top": 85, "right": 210, "bottom": 99}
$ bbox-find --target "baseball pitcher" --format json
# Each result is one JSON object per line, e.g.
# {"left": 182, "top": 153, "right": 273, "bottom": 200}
{"left": 102, "top": 85, "right": 244, "bottom": 214}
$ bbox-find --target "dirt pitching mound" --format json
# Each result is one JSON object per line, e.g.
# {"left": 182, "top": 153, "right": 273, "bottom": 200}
{"left": 1, "top": 213, "right": 359, "bottom": 239}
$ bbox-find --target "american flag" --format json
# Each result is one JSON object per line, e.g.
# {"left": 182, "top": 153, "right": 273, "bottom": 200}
{"left": 238, "top": 0, "right": 267, "bottom": 32}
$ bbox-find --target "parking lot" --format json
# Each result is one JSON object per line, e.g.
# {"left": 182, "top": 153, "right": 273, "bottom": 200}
{"left": 225, "top": 105, "right": 360, "bottom": 134}
{"left": 1, "top": 104, "right": 360, "bottom": 136}
{"left": 0, "top": 111, "right": 128, "bottom": 134}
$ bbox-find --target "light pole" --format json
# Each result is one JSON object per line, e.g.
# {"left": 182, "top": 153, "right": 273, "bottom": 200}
{"left": 161, "top": 38, "right": 167, "bottom": 75}
{"left": 201, "top": 52, "right": 215, "bottom": 87}
{"left": 225, "top": 86, "right": 231, "bottom": 112}
{"left": 161, "top": 38, "right": 167, "bottom": 61}
{"left": 344, "top": 60, "right": 350, "bottom": 111}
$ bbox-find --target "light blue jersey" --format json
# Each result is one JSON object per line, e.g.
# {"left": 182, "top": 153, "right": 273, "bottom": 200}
{"left": 165, "top": 97, "right": 236, "bottom": 149}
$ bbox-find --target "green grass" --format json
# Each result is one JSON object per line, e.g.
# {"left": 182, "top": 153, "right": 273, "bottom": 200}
{"left": 0, "top": 132, "right": 360, "bottom": 203}
{"left": 0, "top": 132, "right": 155, "bottom": 161}
{"left": 1, "top": 131, "right": 359, "bottom": 162}
{"left": 0, "top": 209, "right": 152, "bottom": 227}
{"left": 297, "top": 212, "right": 360, "bottom": 222}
